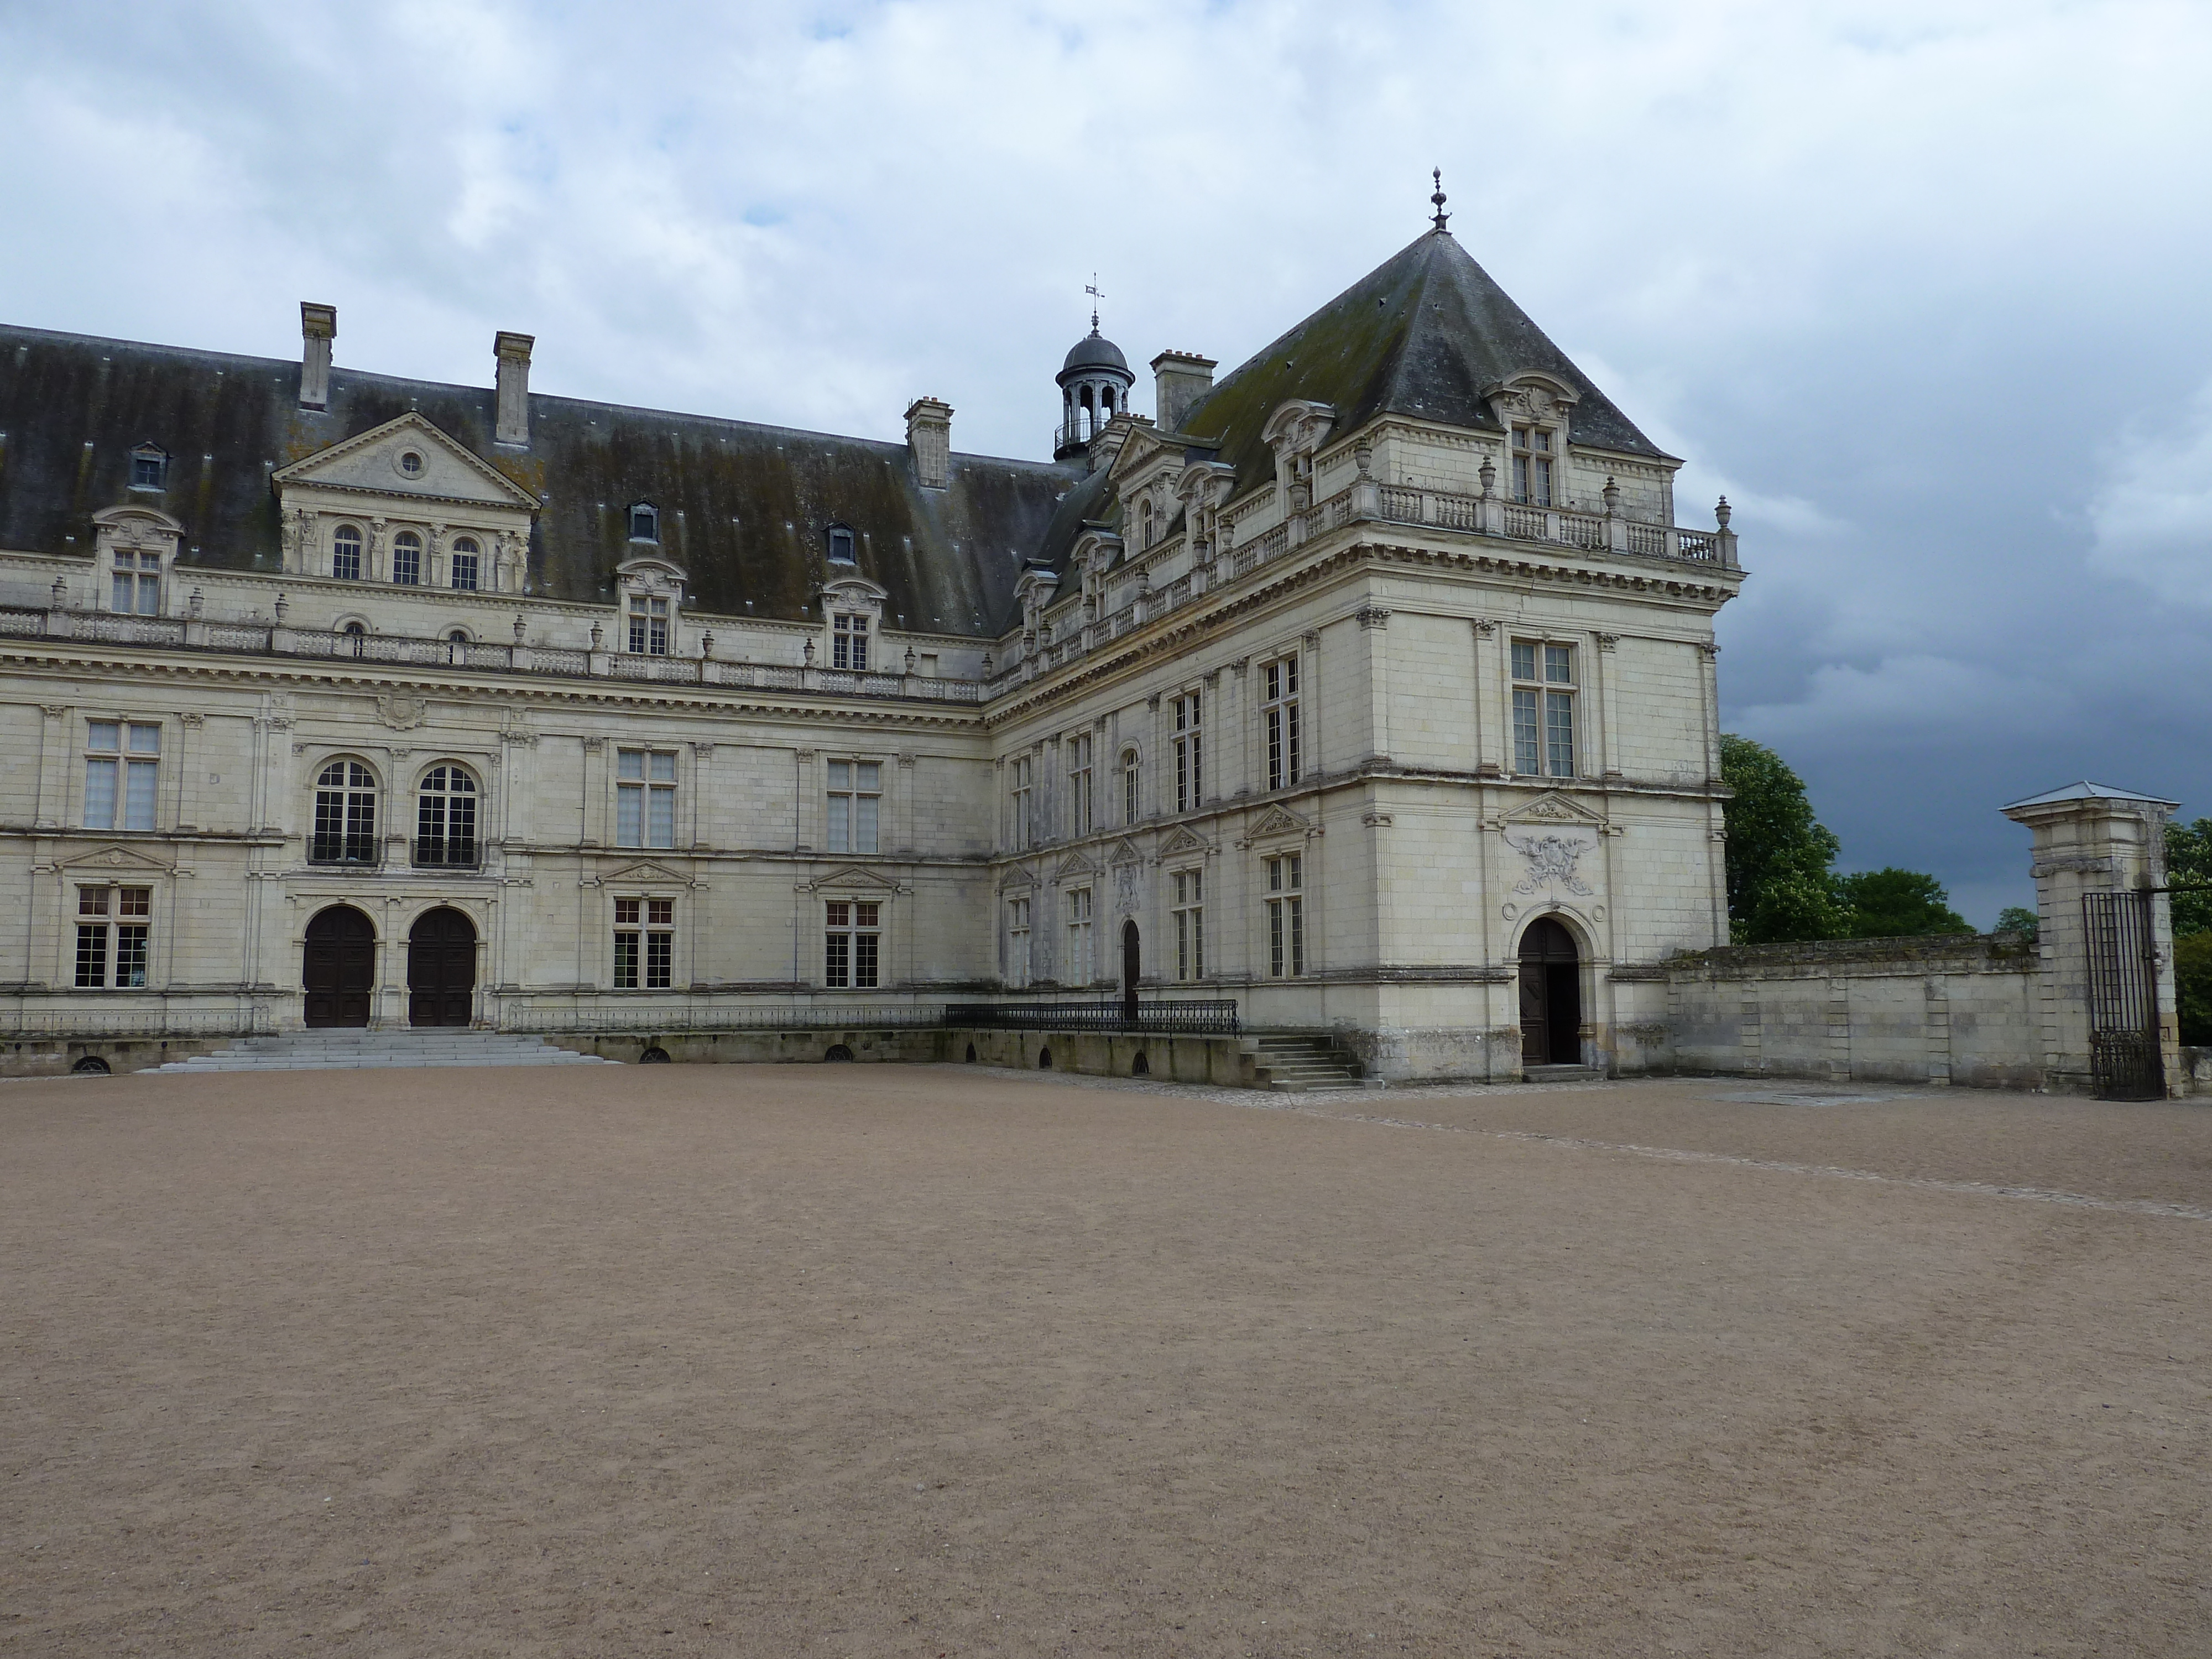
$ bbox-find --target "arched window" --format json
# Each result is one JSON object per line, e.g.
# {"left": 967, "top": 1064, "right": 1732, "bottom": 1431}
{"left": 332, "top": 524, "right": 363, "bottom": 581}
{"left": 342, "top": 620, "right": 367, "bottom": 658}
{"left": 392, "top": 530, "right": 422, "bottom": 585}
{"left": 827, "top": 524, "right": 856, "bottom": 564}
{"left": 1121, "top": 747, "right": 1141, "bottom": 826}
{"left": 415, "top": 764, "right": 478, "bottom": 868}
{"left": 1140, "top": 499, "right": 1154, "bottom": 548}
{"left": 311, "top": 760, "right": 378, "bottom": 864}
{"left": 450, "top": 536, "right": 480, "bottom": 591}
{"left": 628, "top": 504, "right": 659, "bottom": 543}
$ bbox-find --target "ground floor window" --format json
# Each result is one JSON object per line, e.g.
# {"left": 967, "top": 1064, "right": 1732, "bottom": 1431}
{"left": 614, "top": 897, "right": 674, "bottom": 990}
{"left": 1066, "top": 887, "right": 1093, "bottom": 985}
{"left": 75, "top": 885, "right": 151, "bottom": 988}
{"left": 1266, "top": 853, "right": 1304, "bottom": 977}
{"left": 1171, "top": 868, "right": 1204, "bottom": 982}
{"left": 826, "top": 900, "right": 880, "bottom": 988}
{"left": 1006, "top": 896, "right": 1031, "bottom": 988}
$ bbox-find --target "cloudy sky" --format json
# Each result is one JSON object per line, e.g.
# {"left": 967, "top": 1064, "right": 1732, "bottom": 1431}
{"left": 6, "top": 0, "right": 2208, "bottom": 922}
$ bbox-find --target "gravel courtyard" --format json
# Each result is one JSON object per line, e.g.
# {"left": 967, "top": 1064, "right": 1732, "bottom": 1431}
{"left": 4, "top": 1065, "right": 2208, "bottom": 1657}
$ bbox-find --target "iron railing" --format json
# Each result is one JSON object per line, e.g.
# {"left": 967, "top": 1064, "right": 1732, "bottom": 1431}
{"left": 410, "top": 838, "right": 482, "bottom": 869}
{"left": 945, "top": 999, "right": 1241, "bottom": 1035}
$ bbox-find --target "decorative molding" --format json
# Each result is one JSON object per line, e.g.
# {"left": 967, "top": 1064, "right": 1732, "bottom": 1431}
{"left": 1595, "top": 632, "right": 1619, "bottom": 651}
{"left": 178, "top": 712, "right": 205, "bottom": 727}
{"left": 1472, "top": 618, "right": 1496, "bottom": 637}
{"left": 1155, "top": 823, "right": 1213, "bottom": 861}
{"left": 581, "top": 737, "right": 604, "bottom": 753}
{"left": 1245, "top": 804, "right": 1313, "bottom": 842}
{"left": 1355, "top": 606, "right": 1392, "bottom": 630}
{"left": 1361, "top": 810, "right": 1394, "bottom": 828}
{"left": 374, "top": 692, "right": 431, "bottom": 731}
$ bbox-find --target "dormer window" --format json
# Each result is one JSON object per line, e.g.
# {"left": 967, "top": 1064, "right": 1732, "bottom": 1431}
{"left": 827, "top": 524, "right": 856, "bottom": 564}
{"left": 129, "top": 444, "right": 169, "bottom": 490}
{"left": 628, "top": 593, "right": 669, "bottom": 655}
{"left": 628, "top": 503, "right": 659, "bottom": 543}
{"left": 1140, "top": 500, "right": 1155, "bottom": 548}
{"left": 832, "top": 612, "right": 869, "bottom": 671}
{"left": 1511, "top": 425, "right": 1554, "bottom": 507}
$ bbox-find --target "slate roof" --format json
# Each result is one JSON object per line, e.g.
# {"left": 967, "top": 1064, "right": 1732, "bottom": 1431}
{"left": 2002, "top": 781, "right": 2181, "bottom": 810}
{"left": 0, "top": 324, "right": 1078, "bottom": 636}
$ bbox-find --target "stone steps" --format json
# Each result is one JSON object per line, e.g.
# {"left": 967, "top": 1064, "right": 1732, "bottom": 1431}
{"left": 1248, "top": 1035, "right": 1367, "bottom": 1093}
{"left": 1521, "top": 1062, "right": 1605, "bottom": 1084}
{"left": 154, "top": 1031, "right": 616, "bottom": 1072}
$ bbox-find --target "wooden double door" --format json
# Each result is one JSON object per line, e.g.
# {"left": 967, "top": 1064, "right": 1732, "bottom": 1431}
{"left": 303, "top": 905, "right": 376, "bottom": 1028}
{"left": 1517, "top": 917, "right": 1582, "bottom": 1067}
{"left": 407, "top": 907, "right": 478, "bottom": 1027}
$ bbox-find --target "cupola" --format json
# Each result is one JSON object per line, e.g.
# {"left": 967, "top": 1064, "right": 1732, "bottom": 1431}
{"left": 1054, "top": 305, "right": 1135, "bottom": 461}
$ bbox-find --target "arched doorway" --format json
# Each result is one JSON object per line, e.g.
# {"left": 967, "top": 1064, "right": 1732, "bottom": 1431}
{"left": 1518, "top": 916, "right": 1582, "bottom": 1067}
{"left": 407, "top": 907, "right": 477, "bottom": 1027}
{"left": 303, "top": 905, "right": 376, "bottom": 1028}
{"left": 1121, "top": 920, "right": 1141, "bottom": 1024}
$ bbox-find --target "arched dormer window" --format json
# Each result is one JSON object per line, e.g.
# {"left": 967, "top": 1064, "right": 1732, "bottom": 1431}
{"left": 310, "top": 759, "right": 379, "bottom": 864}
{"left": 332, "top": 525, "right": 363, "bottom": 581}
{"left": 628, "top": 503, "right": 659, "bottom": 544}
{"left": 341, "top": 620, "right": 368, "bottom": 658}
{"left": 414, "top": 764, "right": 479, "bottom": 868}
{"left": 827, "top": 524, "right": 857, "bottom": 564}
{"left": 392, "top": 530, "right": 422, "bottom": 586}
{"left": 450, "top": 536, "right": 480, "bottom": 591}
{"left": 129, "top": 443, "right": 169, "bottom": 491}
{"left": 1139, "top": 499, "right": 1155, "bottom": 549}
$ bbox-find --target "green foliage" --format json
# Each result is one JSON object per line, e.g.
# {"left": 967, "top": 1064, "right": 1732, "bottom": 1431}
{"left": 1720, "top": 734, "right": 1844, "bottom": 943}
{"left": 2174, "top": 931, "right": 2212, "bottom": 1047}
{"left": 2165, "top": 818, "right": 2212, "bottom": 938}
{"left": 1995, "top": 906, "right": 2040, "bottom": 943}
{"left": 1834, "top": 868, "right": 1973, "bottom": 938}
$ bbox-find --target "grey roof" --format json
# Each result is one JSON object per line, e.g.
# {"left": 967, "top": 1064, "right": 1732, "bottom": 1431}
{"left": 0, "top": 324, "right": 1079, "bottom": 635}
{"left": 1060, "top": 330, "right": 1131, "bottom": 378}
{"left": 2002, "top": 780, "right": 2182, "bottom": 811}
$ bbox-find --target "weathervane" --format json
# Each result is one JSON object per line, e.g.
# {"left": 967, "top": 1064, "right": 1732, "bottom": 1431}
{"left": 1085, "top": 274, "right": 1104, "bottom": 332}
{"left": 1431, "top": 168, "right": 1450, "bottom": 232}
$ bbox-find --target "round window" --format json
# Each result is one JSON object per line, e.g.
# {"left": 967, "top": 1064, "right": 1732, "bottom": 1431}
{"left": 399, "top": 451, "right": 424, "bottom": 477}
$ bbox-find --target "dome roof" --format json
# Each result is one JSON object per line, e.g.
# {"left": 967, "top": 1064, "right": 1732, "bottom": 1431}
{"left": 1061, "top": 328, "right": 1131, "bottom": 378}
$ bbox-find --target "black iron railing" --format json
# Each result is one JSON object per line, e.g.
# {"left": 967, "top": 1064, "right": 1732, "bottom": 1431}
{"left": 945, "top": 999, "right": 1240, "bottom": 1035}
{"left": 411, "top": 838, "right": 482, "bottom": 869}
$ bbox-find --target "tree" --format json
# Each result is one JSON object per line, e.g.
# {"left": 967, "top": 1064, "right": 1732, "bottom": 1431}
{"left": 2175, "top": 932, "right": 2212, "bottom": 1047}
{"left": 1995, "top": 905, "right": 2039, "bottom": 943}
{"left": 2166, "top": 817, "right": 2212, "bottom": 939}
{"left": 1719, "top": 734, "right": 1845, "bottom": 943}
{"left": 1834, "top": 868, "right": 1972, "bottom": 938}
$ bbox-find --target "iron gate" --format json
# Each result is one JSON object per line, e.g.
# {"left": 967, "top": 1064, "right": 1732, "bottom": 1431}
{"left": 2083, "top": 890, "right": 2163, "bottom": 1100}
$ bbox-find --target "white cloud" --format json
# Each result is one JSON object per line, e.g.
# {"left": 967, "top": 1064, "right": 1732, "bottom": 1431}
{"left": 2088, "top": 379, "right": 2212, "bottom": 607}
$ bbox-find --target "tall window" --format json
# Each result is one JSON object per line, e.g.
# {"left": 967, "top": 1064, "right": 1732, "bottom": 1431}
{"left": 450, "top": 536, "right": 480, "bottom": 592}
{"left": 832, "top": 612, "right": 869, "bottom": 671}
{"left": 1511, "top": 426, "right": 1554, "bottom": 507}
{"left": 1009, "top": 755, "right": 1034, "bottom": 851}
{"left": 1121, "top": 747, "right": 1141, "bottom": 826}
{"left": 311, "top": 759, "right": 378, "bottom": 863}
{"left": 1172, "top": 691, "right": 1202, "bottom": 813}
{"left": 415, "top": 765, "right": 478, "bottom": 867}
{"left": 616, "top": 749, "right": 677, "bottom": 848}
{"left": 111, "top": 551, "right": 162, "bottom": 614}
{"left": 1262, "top": 656, "right": 1301, "bottom": 791}
{"left": 1171, "top": 868, "right": 1204, "bottom": 982}
{"left": 332, "top": 524, "right": 363, "bottom": 581}
{"left": 828, "top": 524, "right": 856, "bottom": 564}
{"left": 825, "top": 900, "right": 879, "bottom": 988}
{"left": 1511, "top": 641, "right": 1577, "bottom": 778}
{"left": 629, "top": 504, "right": 659, "bottom": 542}
{"left": 84, "top": 721, "right": 159, "bottom": 832}
{"left": 1067, "top": 733, "right": 1094, "bottom": 836}
{"left": 1267, "top": 853, "right": 1305, "bottom": 978}
{"left": 1066, "top": 886, "right": 1093, "bottom": 984}
{"left": 1139, "top": 499, "right": 1155, "bottom": 549}
{"left": 827, "top": 760, "right": 881, "bottom": 854}
{"left": 75, "top": 885, "right": 151, "bottom": 989}
{"left": 392, "top": 530, "right": 422, "bottom": 586}
{"left": 613, "top": 897, "right": 674, "bottom": 990}
{"left": 627, "top": 594, "right": 669, "bottom": 655}
{"left": 1006, "top": 896, "right": 1031, "bottom": 988}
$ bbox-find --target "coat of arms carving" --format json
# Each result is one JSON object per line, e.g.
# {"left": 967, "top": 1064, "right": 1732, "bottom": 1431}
{"left": 1504, "top": 830, "right": 1595, "bottom": 896}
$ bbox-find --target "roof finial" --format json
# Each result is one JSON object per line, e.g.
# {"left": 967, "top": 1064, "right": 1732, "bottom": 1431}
{"left": 1085, "top": 273, "right": 1104, "bottom": 333}
{"left": 1431, "top": 168, "right": 1450, "bottom": 232}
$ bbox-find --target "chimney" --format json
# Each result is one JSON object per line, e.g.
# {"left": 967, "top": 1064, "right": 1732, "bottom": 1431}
{"left": 1151, "top": 351, "right": 1216, "bottom": 435}
{"left": 905, "top": 397, "right": 952, "bottom": 490}
{"left": 299, "top": 302, "right": 336, "bottom": 410}
{"left": 495, "top": 331, "right": 535, "bottom": 447}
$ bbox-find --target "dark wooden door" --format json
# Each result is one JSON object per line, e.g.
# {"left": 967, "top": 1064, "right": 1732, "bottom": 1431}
{"left": 1121, "top": 921, "right": 1141, "bottom": 1025}
{"left": 407, "top": 907, "right": 477, "bottom": 1027}
{"left": 1517, "top": 917, "right": 1581, "bottom": 1067}
{"left": 303, "top": 905, "right": 375, "bottom": 1028}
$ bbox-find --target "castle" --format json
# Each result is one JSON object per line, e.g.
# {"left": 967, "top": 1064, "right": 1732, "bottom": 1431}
{"left": 0, "top": 210, "right": 1749, "bottom": 1082}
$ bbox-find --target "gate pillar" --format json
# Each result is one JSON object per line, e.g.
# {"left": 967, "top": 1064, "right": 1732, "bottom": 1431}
{"left": 2002, "top": 782, "right": 2180, "bottom": 1097}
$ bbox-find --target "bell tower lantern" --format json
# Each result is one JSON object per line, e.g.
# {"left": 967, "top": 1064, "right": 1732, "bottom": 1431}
{"left": 1054, "top": 298, "right": 1135, "bottom": 461}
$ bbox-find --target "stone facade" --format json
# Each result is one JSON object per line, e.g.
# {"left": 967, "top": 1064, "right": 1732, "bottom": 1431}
{"left": 0, "top": 225, "right": 1754, "bottom": 1081}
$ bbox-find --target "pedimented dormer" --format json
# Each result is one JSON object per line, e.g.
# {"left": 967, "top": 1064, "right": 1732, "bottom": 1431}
{"left": 1261, "top": 400, "right": 1336, "bottom": 509}
{"left": 619, "top": 554, "right": 690, "bottom": 658}
{"left": 273, "top": 413, "right": 537, "bottom": 592}
{"left": 817, "top": 572, "right": 888, "bottom": 671}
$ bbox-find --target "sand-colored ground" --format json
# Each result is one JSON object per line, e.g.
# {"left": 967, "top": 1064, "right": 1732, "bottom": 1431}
{"left": 3, "top": 1066, "right": 2209, "bottom": 1657}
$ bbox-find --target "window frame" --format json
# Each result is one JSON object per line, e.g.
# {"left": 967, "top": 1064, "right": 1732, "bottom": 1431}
{"left": 614, "top": 748, "right": 679, "bottom": 849}
{"left": 1509, "top": 639, "right": 1578, "bottom": 779}
{"left": 128, "top": 444, "right": 169, "bottom": 491}
{"left": 612, "top": 894, "right": 677, "bottom": 990}
{"left": 628, "top": 503, "right": 660, "bottom": 544}
{"left": 414, "top": 763, "right": 481, "bottom": 868}
{"left": 83, "top": 719, "right": 161, "bottom": 832}
{"left": 1005, "top": 894, "right": 1032, "bottom": 988}
{"left": 74, "top": 883, "right": 154, "bottom": 989}
{"left": 1262, "top": 655, "right": 1301, "bottom": 792}
{"left": 449, "top": 535, "right": 481, "bottom": 592}
{"left": 626, "top": 594, "right": 670, "bottom": 656}
{"left": 1009, "top": 754, "right": 1034, "bottom": 851}
{"left": 1065, "top": 885, "right": 1093, "bottom": 985}
{"left": 391, "top": 529, "right": 423, "bottom": 586}
{"left": 832, "top": 611, "right": 870, "bottom": 671}
{"left": 331, "top": 523, "right": 364, "bottom": 582}
{"left": 1510, "top": 424, "right": 1556, "bottom": 508}
{"left": 1121, "top": 746, "right": 1141, "bottom": 827}
{"left": 109, "top": 550, "right": 163, "bottom": 615}
{"left": 1266, "top": 852, "right": 1305, "bottom": 978}
{"left": 1171, "top": 691, "right": 1203, "bottom": 815}
{"left": 1067, "top": 732, "right": 1094, "bottom": 837}
{"left": 823, "top": 898, "right": 881, "bottom": 988}
{"left": 310, "top": 756, "right": 381, "bottom": 864}
{"left": 826, "top": 758, "right": 883, "bottom": 855}
{"left": 827, "top": 524, "right": 857, "bottom": 565}
{"left": 1170, "top": 865, "right": 1205, "bottom": 982}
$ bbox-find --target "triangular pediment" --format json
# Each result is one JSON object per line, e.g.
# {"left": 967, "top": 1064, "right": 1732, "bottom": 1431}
{"left": 273, "top": 414, "right": 539, "bottom": 510}
{"left": 600, "top": 859, "right": 688, "bottom": 887}
{"left": 1106, "top": 837, "right": 1146, "bottom": 867}
{"left": 1500, "top": 790, "right": 1607, "bottom": 828}
{"left": 1246, "top": 804, "right": 1312, "bottom": 842}
{"left": 60, "top": 844, "right": 174, "bottom": 874}
{"left": 807, "top": 864, "right": 902, "bottom": 894}
{"left": 1052, "top": 850, "right": 1099, "bottom": 882}
{"left": 1155, "top": 824, "right": 1213, "bottom": 860}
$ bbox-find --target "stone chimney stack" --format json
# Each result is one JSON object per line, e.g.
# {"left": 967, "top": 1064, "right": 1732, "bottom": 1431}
{"left": 1151, "top": 351, "right": 1217, "bottom": 435}
{"left": 905, "top": 397, "right": 952, "bottom": 490}
{"left": 299, "top": 302, "right": 336, "bottom": 410}
{"left": 494, "top": 331, "right": 535, "bottom": 447}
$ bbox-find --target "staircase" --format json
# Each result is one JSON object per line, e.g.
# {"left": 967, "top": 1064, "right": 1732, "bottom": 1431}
{"left": 153, "top": 1030, "right": 617, "bottom": 1072}
{"left": 1246, "top": 1034, "right": 1366, "bottom": 1093}
{"left": 1521, "top": 1062, "right": 1605, "bottom": 1084}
